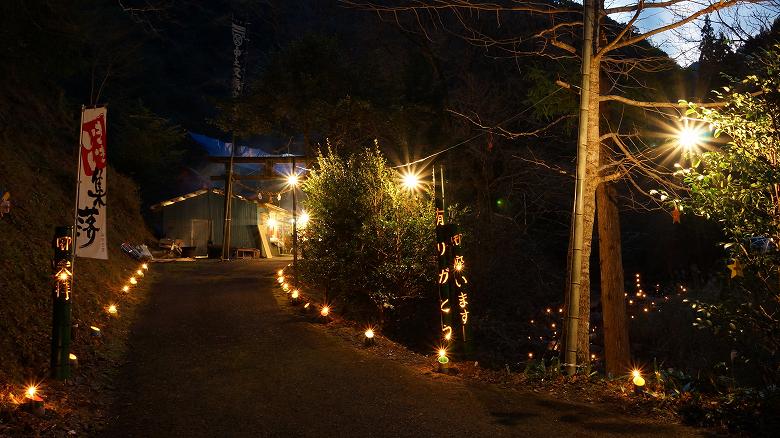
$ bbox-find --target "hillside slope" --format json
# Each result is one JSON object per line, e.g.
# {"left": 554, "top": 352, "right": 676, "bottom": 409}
{"left": 0, "top": 82, "right": 155, "bottom": 384}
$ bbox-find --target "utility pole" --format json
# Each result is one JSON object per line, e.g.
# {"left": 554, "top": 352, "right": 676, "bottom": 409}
{"left": 221, "top": 136, "right": 235, "bottom": 260}
{"left": 565, "top": 0, "right": 594, "bottom": 376}
{"left": 292, "top": 156, "right": 298, "bottom": 285}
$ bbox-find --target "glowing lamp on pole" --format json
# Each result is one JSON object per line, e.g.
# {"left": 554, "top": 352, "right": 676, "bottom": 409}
{"left": 401, "top": 171, "right": 421, "bottom": 191}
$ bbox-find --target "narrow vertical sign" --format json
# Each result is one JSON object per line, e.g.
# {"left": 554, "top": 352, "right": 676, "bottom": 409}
{"left": 435, "top": 202, "right": 453, "bottom": 345}
{"left": 75, "top": 107, "right": 108, "bottom": 259}
{"left": 231, "top": 18, "right": 248, "bottom": 98}
{"left": 434, "top": 196, "right": 472, "bottom": 355}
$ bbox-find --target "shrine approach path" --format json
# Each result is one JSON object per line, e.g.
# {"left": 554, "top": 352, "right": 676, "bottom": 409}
{"left": 99, "top": 260, "right": 706, "bottom": 437}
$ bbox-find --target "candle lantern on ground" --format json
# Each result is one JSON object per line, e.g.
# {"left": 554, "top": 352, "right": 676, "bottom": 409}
{"left": 22, "top": 385, "right": 45, "bottom": 416}
{"left": 364, "top": 328, "right": 375, "bottom": 346}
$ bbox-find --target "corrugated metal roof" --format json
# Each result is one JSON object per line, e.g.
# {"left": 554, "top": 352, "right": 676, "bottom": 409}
{"left": 150, "top": 188, "right": 257, "bottom": 211}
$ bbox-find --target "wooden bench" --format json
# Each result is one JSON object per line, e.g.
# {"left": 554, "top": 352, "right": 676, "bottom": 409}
{"left": 236, "top": 248, "right": 260, "bottom": 259}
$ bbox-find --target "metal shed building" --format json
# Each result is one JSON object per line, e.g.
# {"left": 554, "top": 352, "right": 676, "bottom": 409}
{"left": 150, "top": 189, "right": 292, "bottom": 257}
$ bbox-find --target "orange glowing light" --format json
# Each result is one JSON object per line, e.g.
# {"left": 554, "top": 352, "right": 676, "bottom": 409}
{"left": 142, "top": 263, "right": 149, "bottom": 270}
{"left": 107, "top": 304, "right": 117, "bottom": 315}
{"left": 631, "top": 369, "right": 646, "bottom": 387}
{"left": 291, "top": 289, "right": 299, "bottom": 299}
{"left": 320, "top": 306, "right": 330, "bottom": 317}
{"left": 277, "top": 276, "right": 284, "bottom": 284}
{"left": 528, "top": 352, "right": 534, "bottom": 359}
{"left": 69, "top": 353, "right": 77, "bottom": 360}
{"left": 365, "top": 328, "right": 375, "bottom": 339}
{"left": 129, "top": 277, "right": 137, "bottom": 285}
{"left": 58, "top": 272, "right": 69, "bottom": 281}
{"left": 277, "top": 270, "right": 284, "bottom": 277}
{"left": 438, "top": 348, "right": 447, "bottom": 358}
{"left": 25, "top": 385, "right": 37, "bottom": 399}
{"left": 136, "top": 269, "right": 144, "bottom": 276}
{"left": 122, "top": 285, "right": 130, "bottom": 292}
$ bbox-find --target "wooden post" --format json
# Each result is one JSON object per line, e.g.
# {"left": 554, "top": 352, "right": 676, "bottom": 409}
{"left": 51, "top": 226, "right": 73, "bottom": 380}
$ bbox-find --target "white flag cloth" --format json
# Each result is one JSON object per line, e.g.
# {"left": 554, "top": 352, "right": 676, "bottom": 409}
{"left": 75, "top": 107, "right": 108, "bottom": 259}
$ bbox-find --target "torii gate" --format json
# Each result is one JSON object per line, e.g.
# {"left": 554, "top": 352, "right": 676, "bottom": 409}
{"left": 207, "top": 155, "right": 310, "bottom": 260}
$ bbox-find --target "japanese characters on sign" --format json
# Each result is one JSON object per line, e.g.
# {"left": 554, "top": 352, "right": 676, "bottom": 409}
{"left": 75, "top": 107, "right": 108, "bottom": 259}
{"left": 435, "top": 201, "right": 473, "bottom": 349}
{"left": 231, "top": 19, "right": 248, "bottom": 98}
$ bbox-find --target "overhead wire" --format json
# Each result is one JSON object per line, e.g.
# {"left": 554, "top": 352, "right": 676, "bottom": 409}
{"left": 391, "top": 86, "right": 565, "bottom": 169}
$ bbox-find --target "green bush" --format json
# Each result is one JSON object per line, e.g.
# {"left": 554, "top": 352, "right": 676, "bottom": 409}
{"left": 674, "top": 45, "right": 780, "bottom": 386}
{"left": 299, "top": 147, "right": 435, "bottom": 325}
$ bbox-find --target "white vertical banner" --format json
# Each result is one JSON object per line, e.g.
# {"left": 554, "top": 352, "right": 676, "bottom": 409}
{"left": 75, "top": 106, "right": 108, "bottom": 259}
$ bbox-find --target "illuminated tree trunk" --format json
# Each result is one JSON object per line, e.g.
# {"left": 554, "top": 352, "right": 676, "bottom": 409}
{"left": 575, "top": 58, "right": 601, "bottom": 364}
{"left": 596, "top": 179, "right": 630, "bottom": 375}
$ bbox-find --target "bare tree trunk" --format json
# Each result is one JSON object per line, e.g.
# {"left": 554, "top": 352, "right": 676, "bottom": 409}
{"left": 576, "top": 57, "right": 601, "bottom": 365}
{"left": 596, "top": 180, "right": 630, "bottom": 375}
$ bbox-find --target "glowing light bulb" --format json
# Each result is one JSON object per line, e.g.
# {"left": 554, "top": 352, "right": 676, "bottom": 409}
{"left": 631, "top": 369, "right": 646, "bottom": 387}
{"left": 136, "top": 269, "right": 144, "bottom": 276}
{"left": 277, "top": 276, "right": 284, "bottom": 284}
{"left": 320, "top": 306, "right": 330, "bottom": 317}
{"left": 25, "top": 385, "right": 37, "bottom": 399}
{"left": 291, "top": 289, "right": 299, "bottom": 299}
{"left": 304, "top": 302, "right": 311, "bottom": 309}
{"left": 108, "top": 304, "right": 118, "bottom": 315}
{"left": 287, "top": 174, "right": 299, "bottom": 186}
{"left": 401, "top": 172, "right": 421, "bottom": 190}
{"left": 528, "top": 352, "right": 534, "bottom": 359}
{"left": 129, "top": 277, "right": 137, "bottom": 285}
{"left": 299, "top": 211, "right": 310, "bottom": 228}
{"left": 438, "top": 348, "right": 447, "bottom": 358}
{"left": 365, "top": 328, "right": 374, "bottom": 339}
{"left": 678, "top": 126, "right": 702, "bottom": 150}
{"left": 69, "top": 353, "right": 77, "bottom": 360}
{"left": 122, "top": 285, "right": 130, "bottom": 292}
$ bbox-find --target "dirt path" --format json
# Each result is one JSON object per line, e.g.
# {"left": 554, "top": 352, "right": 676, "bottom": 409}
{"left": 99, "top": 260, "right": 706, "bottom": 437}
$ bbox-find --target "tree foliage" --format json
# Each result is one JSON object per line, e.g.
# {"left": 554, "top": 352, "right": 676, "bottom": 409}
{"left": 678, "top": 46, "right": 780, "bottom": 384}
{"left": 299, "top": 147, "right": 435, "bottom": 323}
